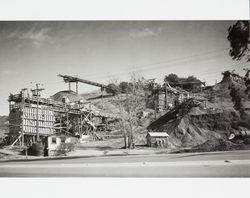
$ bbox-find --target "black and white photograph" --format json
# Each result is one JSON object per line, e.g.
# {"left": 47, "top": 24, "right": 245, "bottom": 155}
{"left": 0, "top": 20, "right": 249, "bottom": 177}
{"left": 0, "top": 1, "right": 249, "bottom": 198}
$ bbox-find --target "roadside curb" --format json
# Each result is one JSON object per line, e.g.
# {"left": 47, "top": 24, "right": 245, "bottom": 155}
{"left": 1, "top": 149, "right": 249, "bottom": 163}
{"left": 0, "top": 153, "right": 142, "bottom": 163}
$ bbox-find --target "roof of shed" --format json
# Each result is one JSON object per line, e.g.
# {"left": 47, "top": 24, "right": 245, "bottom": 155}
{"left": 147, "top": 132, "right": 169, "bottom": 137}
{"left": 48, "top": 133, "right": 75, "bottom": 137}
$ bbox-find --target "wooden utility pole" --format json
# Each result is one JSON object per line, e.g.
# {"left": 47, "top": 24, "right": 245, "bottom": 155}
{"left": 36, "top": 84, "right": 40, "bottom": 141}
{"left": 31, "top": 83, "right": 44, "bottom": 142}
{"left": 20, "top": 88, "right": 27, "bottom": 146}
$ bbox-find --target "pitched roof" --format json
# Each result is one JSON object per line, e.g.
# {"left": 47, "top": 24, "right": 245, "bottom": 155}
{"left": 147, "top": 132, "right": 169, "bottom": 137}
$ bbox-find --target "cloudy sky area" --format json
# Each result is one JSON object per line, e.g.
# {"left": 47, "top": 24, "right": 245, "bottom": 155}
{"left": 0, "top": 21, "right": 245, "bottom": 115}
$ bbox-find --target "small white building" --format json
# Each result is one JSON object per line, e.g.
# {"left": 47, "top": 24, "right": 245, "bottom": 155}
{"left": 79, "top": 134, "right": 91, "bottom": 143}
{"left": 46, "top": 134, "right": 78, "bottom": 156}
{"left": 146, "top": 132, "right": 169, "bottom": 148}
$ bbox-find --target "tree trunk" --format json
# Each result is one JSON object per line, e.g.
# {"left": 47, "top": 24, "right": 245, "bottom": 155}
{"left": 129, "top": 134, "right": 134, "bottom": 149}
{"left": 123, "top": 133, "right": 127, "bottom": 149}
{"left": 128, "top": 120, "right": 134, "bottom": 149}
{"left": 121, "top": 120, "right": 127, "bottom": 149}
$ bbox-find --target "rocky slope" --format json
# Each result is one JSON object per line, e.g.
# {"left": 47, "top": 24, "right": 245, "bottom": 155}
{"left": 148, "top": 71, "right": 250, "bottom": 151}
{"left": 0, "top": 115, "right": 9, "bottom": 143}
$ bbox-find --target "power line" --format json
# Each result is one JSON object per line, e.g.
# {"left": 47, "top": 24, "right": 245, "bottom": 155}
{"left": 131, "top": 48, "right": 229, "bottom": 68}
{"left": 84, "top": 48, "right": 229, "bottom": 79}
{"left": 85, "top": 52, "right": 233, "bottom": 81}
{"left": 85, "top": 56, "right": 224, "bottom": 81}
{"left": 132, "top": 53, "right": 225, "bottom": 73}
{"left": 192, "top": 63, "right": 244, "bottom": 76}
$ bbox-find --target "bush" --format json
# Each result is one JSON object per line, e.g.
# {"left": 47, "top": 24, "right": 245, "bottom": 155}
{"left": 164, "top": 73, "right": 179, "bottom": 84}
{"left": 55, "top": 142, "right": 75, "bottom": 156}
{"left": 27, "top": 142, "right": 45, "bottom": 156}
{"left": 106, "top": 83, "right": 121, "bottom": 95}
{"left": 119, "top": 81, "right": 133, "bottom": 93}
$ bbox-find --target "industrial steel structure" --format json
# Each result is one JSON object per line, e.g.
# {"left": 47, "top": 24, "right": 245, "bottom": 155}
{"left": 146, "top": 82, "right": 190, "bottom": 113}
{"left": 58, "top": 74, "right": 114, "bottom": 94}
{"left": 8, "top": 85, "right": 118, "bottom": 148}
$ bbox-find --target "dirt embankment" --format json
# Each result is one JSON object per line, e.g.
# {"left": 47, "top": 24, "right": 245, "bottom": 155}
{"left": 148, "top": 71, "right": 250, "bottom": 152}
{"left": 148, "top": 101, "right": 241, "bottom": 149}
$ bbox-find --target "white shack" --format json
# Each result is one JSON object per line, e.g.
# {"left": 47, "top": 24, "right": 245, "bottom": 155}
{"left": 146, "top": 132, "right": 169, "bottom": 148}
{"left": 46, "top": 134, "right": 77, "bottom": 156}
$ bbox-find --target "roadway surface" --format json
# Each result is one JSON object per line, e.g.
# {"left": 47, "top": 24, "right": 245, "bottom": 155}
{"left": 0, "top": 150, "right": 250, "bottom": 177}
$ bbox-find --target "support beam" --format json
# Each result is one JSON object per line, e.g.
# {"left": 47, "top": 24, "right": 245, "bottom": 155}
{"left": 154, "top": 93, "right": 158, "bottom": 120}
{"left": 165, "top": 86, "right": 168, "bottom": 110}
{"left": 21, "top": 133, "right": 24, "bottom": 146}
{"left": 66, "top": 110, "right": 69, "bottom": 133}
{"left": 101, "top": 87, "right": 104, "bottom": 109}
{"left": 11, "top": 134, "right": 22, "bottom": 147}
{"left": 76, "top": 81, "right": 78, "bottom": 94}
{"left": 80, "top": 114, "right": 83, "bottom": 134}
{"left": 60, "top": 115, "right": 62, "bottom": 133}
{"left": 68, "top": 82, "right": 71, "bottom": 91}
{"left": 58, "top": 74, "right": 114, "bottom": 93}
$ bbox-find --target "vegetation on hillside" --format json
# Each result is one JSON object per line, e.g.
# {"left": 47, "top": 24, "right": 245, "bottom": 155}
{"left": 227, "top": 21, "right": 250, "bottom": 62}
{"left": 164, "top": 73, "right": 201, "bottom": 84}
{"left": 0, "top": 116, "right": 8, "bottom": 146}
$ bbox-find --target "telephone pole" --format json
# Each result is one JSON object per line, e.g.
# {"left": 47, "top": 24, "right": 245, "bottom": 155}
{"left": 31, "top": 83, "right": 45, "bottom": 142}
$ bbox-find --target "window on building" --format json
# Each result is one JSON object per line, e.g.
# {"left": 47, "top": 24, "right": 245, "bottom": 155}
{"left": 51, "top": 137, "right": 57, "bottom": 144}
{"left": 61, "top": 137, "right": 66, "bottom": 143}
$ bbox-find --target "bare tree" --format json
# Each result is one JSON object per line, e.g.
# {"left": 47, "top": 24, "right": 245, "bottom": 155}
{"left": 111, "top": 72, "right": 146, "bottom": 149}
{"left": 124, "top": 72, "right": 146, "bottom": 148}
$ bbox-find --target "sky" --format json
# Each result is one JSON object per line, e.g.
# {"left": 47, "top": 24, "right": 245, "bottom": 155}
{"left": 0, "top": 21, "right": 246, "bottom": 115}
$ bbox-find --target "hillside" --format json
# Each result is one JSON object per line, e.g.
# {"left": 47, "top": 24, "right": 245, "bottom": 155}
{"left": 1, "top": 70, "right": 249, "bottom": 152}
{"left": 148, "top": 71, "right": 250, "bottom": 152}
{"left": 0, "top": 115, "right": 8, "bottom": 139}
{"left": 148, "top": 99, "right": 241, "bottom": 148}
{"left": 79, "top": 71, "right": 250, "bottom": 151}
{"left": 214, "top": 71, "right": 250, "bottom": 127}
{"left": 80, "top": 90, "right": 112, "bottom": 100}
{"left": 81, "top": 90, "right": 154, "bottom": 145}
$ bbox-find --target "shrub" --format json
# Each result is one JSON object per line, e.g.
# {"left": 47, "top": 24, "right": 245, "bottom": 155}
{"left": 55, "top": 142, "right": 75, "bottom": 156}
{"left": 106, "top": 83, "right": 121, "bottom": 95}
{"left": 27, "top": 142, "right": 45, "bottom": 156}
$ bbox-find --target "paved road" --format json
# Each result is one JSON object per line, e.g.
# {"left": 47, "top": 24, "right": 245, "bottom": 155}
{"left": 0, "top": 150, "right": 250, "bottom": 177}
